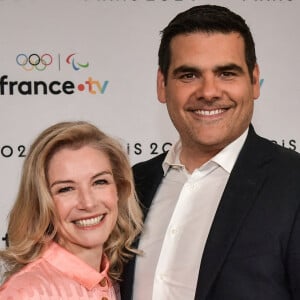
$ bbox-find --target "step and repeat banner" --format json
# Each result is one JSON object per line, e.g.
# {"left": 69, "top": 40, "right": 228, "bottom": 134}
{"left": 0, "top": 0, "right": 298, "bottom": 248}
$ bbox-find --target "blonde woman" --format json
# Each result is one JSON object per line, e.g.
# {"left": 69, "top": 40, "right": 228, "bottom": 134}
{"left": 0, "top": 121, "right": 143, "bottom": 299}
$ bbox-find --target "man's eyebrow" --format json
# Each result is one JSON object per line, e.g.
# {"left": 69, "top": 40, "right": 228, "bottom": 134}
{"left": 171, "top": 63, "right": 245, "bottom": 77}
{"left": 214, "top": 63, "right": 244, "bottom": 74}
{"left": 172, "top": 65, "right": 201, "bottom": 77}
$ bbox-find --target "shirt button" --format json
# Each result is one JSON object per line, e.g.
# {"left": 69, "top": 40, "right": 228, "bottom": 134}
{"left": 171, "top": 228, "right": 177, "bottom": 235}
{"left": 100, "top": 278, "right": 107, "bottom": 287}
{"left": 188, "top": 183, "right": 195, "bottom": 190}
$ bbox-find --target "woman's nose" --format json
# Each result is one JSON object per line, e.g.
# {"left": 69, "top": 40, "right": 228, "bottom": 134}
{"left": 77, "top": 189, "right": 96, "bottom": 210}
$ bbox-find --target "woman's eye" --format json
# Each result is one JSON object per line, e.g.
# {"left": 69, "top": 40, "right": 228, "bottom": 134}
{"left": 94, "top": 179, "right": 108, "bottom": 185}
{"left": 58, "top": 186, "right": 73, "bottom": 193}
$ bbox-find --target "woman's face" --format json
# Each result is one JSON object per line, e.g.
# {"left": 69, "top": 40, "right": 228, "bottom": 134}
{"left": 47, "top": 145, "right": 118, "bottom": 255}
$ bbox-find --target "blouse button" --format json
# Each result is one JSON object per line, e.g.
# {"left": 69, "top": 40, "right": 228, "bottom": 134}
{"left": 100, "top": 278, "right": 107, "bottom": 287}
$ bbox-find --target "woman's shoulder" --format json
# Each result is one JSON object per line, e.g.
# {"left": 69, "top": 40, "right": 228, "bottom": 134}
{"left": 0, "top": 257, "right": 59, "bottom": 299}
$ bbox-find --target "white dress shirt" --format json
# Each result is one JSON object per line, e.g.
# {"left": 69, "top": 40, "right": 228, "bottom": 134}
{"left": 133, "top": 130, "right": 248, "bottom": 300}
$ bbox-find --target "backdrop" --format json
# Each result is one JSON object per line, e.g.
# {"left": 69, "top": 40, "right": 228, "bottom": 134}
{"left": 0, "top": 0, "right": 299, "bottom": 249}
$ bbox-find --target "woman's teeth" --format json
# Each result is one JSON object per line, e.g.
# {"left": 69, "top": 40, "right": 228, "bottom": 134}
{"left": 74, "top": 215, "right": 104, "bottom": 227}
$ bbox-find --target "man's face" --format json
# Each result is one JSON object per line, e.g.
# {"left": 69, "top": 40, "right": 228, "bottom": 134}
{"left": 157, "top": 32, "right": 260, "bottom": 156}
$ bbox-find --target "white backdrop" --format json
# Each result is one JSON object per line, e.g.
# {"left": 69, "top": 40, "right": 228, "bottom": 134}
{"left": 0, "top": 0, "right": 299, "bottom": 249}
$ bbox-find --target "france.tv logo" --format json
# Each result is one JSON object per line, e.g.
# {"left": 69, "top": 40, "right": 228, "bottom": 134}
{"left": 0, "top": 52, "right": 109, "bottom": 96}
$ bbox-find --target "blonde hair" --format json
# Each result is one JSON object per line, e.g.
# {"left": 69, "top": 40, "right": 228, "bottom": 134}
{"left": 0, "top": 121, "right": 143, "bottom": 281}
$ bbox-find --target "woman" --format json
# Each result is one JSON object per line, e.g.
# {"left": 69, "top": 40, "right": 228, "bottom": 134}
{"left": 0, "top": 121, "right": 143, "bottom": 299}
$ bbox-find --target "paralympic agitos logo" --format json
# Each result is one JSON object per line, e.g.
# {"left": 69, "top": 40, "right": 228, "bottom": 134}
{"left": 0, "top": 53, "right": 109, "bottom": 96}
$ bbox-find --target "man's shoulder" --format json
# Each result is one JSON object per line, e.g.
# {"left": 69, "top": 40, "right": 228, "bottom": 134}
{"left": 245, "top": 130, "right": 300, "bottom": 172}
{"left": 255, "top": 134, "right": 300, "bottom": 161}
{"left": 132, "top": 152, "right": 167, "bottom": 173}
{"left": 269, "top": 141, "right": 300, "bottom": 172}
{"left": 132, "top": 153, "right": 167, "bottom": 201}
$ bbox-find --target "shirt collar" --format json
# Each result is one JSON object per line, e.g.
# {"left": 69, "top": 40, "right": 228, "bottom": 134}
{"left": 162, "top": 139, "right": 184, "bottom": 174}
{"left": 163, "top": 128, "right": 248, "bottom": 175}
{"left": 42, "top": 242, "right": 110, "bottom": 290}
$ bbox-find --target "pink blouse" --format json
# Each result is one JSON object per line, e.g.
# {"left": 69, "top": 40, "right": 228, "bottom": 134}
{"left": 0, "top": 242, "right": 117, "bottom": 300}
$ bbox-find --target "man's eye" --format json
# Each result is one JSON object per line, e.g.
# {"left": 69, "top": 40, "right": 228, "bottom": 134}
{"left": 221, "top": 71, "right": 236, "bottom": 78}
{"left": 180, "top": 73, "right": 195, "bottom": 79}
{"left": 178, "top": 73, "right": 197, "bottom": 83}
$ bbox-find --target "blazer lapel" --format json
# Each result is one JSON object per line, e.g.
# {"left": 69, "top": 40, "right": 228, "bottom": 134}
{"left": 120, "top": 153, "right": 166, "bottom": 299}
{"left": 195, "top": 127, "right": 273, "bottom": 299}
{"left": 133, "top": 152, "right": 166, "bottom": 219}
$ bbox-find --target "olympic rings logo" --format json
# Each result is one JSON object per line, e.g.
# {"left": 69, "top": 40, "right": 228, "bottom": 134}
{"left": 16, "top": 53, "right": 53, "bottom": 71}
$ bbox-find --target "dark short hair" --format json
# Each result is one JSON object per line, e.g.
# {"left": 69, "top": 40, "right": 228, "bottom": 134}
{"left": 158, "top": 5, "right": 257, "bottom": 82}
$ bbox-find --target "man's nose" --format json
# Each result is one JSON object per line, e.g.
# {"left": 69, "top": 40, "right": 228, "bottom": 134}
{"left": 196, "top": 75, "right": 221, "bottom": 101}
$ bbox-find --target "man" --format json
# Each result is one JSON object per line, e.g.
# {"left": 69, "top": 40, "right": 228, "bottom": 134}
{"left": 120, "top": 5, "right": 300, "bottom": 300}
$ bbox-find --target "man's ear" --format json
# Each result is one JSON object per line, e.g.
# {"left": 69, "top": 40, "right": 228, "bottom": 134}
{"left": 157, "top": 68, "right": 167, "bottom": 103}
{"left": 252, "top": 63, "right": 260, "bottom": 100}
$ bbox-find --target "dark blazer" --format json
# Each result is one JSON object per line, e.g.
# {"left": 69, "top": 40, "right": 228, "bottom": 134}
{"left": 120, "top": 126, "right": 300, "bottom": 299}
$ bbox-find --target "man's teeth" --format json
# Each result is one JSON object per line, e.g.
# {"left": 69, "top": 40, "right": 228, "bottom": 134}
{"left": 74, "top": 215, "right": 104, "bottom": 227}
{"left": 195, "top": 109, "right": 224, "bottom": 116}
